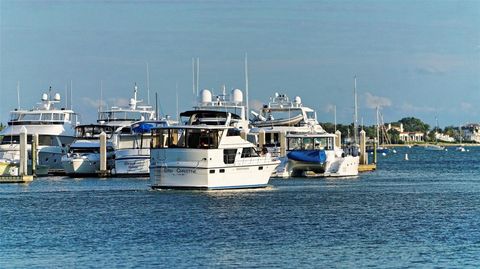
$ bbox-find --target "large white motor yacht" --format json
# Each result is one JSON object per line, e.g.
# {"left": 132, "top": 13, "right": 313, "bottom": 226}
{"left": 0, "top": 89, "right": 79, "bottom": 176}
{"left": 150, "top": 112, "right": 280, "bottom": 190}
{"left": 61, "top": 124, "right": 116, "bottom": 176}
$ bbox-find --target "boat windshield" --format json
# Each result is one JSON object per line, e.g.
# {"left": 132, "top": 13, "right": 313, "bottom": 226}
{"left": 98, "top": 111, "right": 151, "bottom": 122}
{"left": 152, "top": 128, "right": 223, "bottom": 149}
{"left": 75, "top": 126, "right": 114, "bottom": 138}
{"left": 261, "top": 109, "right": 303, "bottom": 121}
{"left": 305, "top": 111, "right": 316, "bottom": 120}
{"left": 287, "top": 136, "right": 334, "bottom": 150}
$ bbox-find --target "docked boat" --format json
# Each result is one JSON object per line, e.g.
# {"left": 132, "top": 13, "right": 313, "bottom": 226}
{"left": 61, "top": 124, "right": 116, "bottom": 176}
{"left": 0, "top": 89, "right": 79, "bottom": 175}
{"left": 274, "top": 132, "right": 359, "bottom": 178}
{"left": 112, "top": 120, "right": 171, "bottom": 176}
{"left": 424, "top": 144, "right": 445, "bottom": 151}
{"left": 150, "top": 112, "right": 280, "bottom": 189}
{"left": 250, "top": 93, "right": 325, "bottom": 157}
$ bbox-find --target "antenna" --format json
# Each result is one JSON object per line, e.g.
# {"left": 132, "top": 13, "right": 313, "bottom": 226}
{"left": 70, "top": 80, "right": 73, "bottom": 110}
{"left": 176, "top": 82, "right": 179, "bottom": 122}
{"left": 245, "top": 53, "right": 249, "bottom": 121}
{"left": 155, "top": 92, "right": 159, "bottom": 119}
{"left": 353, "top": 75, "right": 358, "bottom": 144}
{"left": 146, "top": 62, "right": 150, "bottom": 105}
{"left": 196, "top": 57, "right": 200, "bottom": 96}
{"left": 16, "top": 81, "right": 20, "bottom": 109}
{"left": 334, "top": 105, "right": 337, "bottom": 133}
{"left": 100, "top": 80, "right": 103, "bottom": 112}
{"left": 192, "top": 58, "right": 196, "bottom": 105}
{"left": 65, "top": 83, "right": 68, "bottom": 108}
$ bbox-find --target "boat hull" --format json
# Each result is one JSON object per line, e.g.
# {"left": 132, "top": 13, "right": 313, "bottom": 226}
{"left": 150, "top": 163, "right": 278, "bottom": 189}
{"left": 114, "top": 149, "right": 150, "bottom": 176}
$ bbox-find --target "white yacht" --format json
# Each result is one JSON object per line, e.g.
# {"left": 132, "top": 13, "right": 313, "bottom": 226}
{"left": 0, "top": 89, "right": 79, "bottom": 176}
{"left": 150, "top": 112, "right": 280, "bottom": 190}
{"left": 112, "top": 120, "right": 171, "bottom": 176}
{"left": 250, "top": 93, "right": 325, "bottom": 156}
{"left": 274, "top": 132, "right": 359, "bottom": 178}
{"left": 97, "top": 84, "right": 156, "bottom": 126}
{"left": 61, "top": 124, "right": 116, "bottom": 176}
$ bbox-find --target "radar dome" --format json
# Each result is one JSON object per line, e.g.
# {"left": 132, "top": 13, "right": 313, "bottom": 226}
{"left": 232, "top": 89, "right": 243, "bottom": 104}
{"left": 200, "top": 89, "right": 212, "bottom": 104}
{"left": 54, "top": 93, "right": 61, "bottom": 101}
{"left": 41, "top": 93, "right": 48, "bottom": 101}
{"left": 294, "top": 96, "right": 302, "bottom": 104}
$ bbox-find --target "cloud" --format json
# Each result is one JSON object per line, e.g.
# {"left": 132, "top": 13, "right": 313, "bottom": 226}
{"left": 413, "top": 54, "right": 464, "bottom": 76}
{"left": 249, "top": 99, "right": 264, "bottom": 112}
{"left": 324, "top": 104, "right": 336, "bottom": 113}
{"left": 81, "top": 97, "right": 129, "bottom": 109}
{"left": 364, "top": 92, "right": 392, "bottom": 109}
{"left": 399, "top": 102, "right": 436, "bottom": 113}
{"left": 460, "top": 102, "right": 474, "bottom": 112}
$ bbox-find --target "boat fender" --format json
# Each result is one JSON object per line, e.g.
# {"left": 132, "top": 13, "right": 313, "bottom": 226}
{"left": 342, "top": 152, "right": 346, "bottom": 158}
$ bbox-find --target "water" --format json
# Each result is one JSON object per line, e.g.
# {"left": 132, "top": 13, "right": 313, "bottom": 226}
{"left": 1, "top": 147, "right": 480, "bottom": 268}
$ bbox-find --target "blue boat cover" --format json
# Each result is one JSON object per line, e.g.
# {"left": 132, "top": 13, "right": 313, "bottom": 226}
{"left": 287, "top": 150, "right": 327, "bottom": 163}
{"left": 132, "top": 123, "right": 155, "bottom": 133}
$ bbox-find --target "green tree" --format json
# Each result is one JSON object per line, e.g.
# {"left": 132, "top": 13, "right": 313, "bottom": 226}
{"left": 387, "top": 129, "right": 401, "bottom": 144}
{"left": 398, "top": 117, "right": 430, "bottom": 132}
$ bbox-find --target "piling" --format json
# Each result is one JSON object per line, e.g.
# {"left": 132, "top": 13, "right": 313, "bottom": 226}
{"left": 32, "top": 133, "right": 38, "bottom": 176}
{"left": 279, "top": 131, "right": 286, "bottom": 157}
{"left": 258, "top": 129, "right": 266, "bottom": 149}
{"left": 19, "top": 126, "right": 28, "bottom": 176}
{"left": 240, "top": 130, "right": 247, "bottom": 140}
{"left": 99, "top": 131, "right": 108, "bottom": 176}
{"left": 335, "top": 130, "right": 342, "bottom": 148}
{"left": 359, "top": 130, "right": 367, "bottom": 165}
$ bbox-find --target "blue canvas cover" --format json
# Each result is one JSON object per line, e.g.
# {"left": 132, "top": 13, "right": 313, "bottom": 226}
{"left": 287, "top": 150, "right": 327, "bottom": 163}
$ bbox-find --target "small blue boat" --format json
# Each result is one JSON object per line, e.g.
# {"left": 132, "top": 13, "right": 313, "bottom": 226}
{"left": 287, "top": 150, "right": 327, "bottom": 163}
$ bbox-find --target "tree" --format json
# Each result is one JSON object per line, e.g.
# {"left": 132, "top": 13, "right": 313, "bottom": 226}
{"left": 387, "top": 129, "right": 401, "bottom": 144}
{"left": 398, "top": 117, "right": 430, "bottom": 133}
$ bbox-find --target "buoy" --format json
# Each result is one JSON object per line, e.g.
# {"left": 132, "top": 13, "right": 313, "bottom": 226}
{"left": 392, "top": 149, "right": 397, "bottom": 154}
{"left": 405, "top": 153, "right": 409, "bottom": 161}
{"left": 382, "top": 152, "right": 386, "bottom": 156}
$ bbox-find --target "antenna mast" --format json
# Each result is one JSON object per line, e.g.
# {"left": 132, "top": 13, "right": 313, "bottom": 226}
{"left": 245, "top": 53, "right": 249, "bottom": 121}
{"left": 196, "top": 57, "right": 200, "bottom": 96}
{"left": 192, "top": 58, "right": 196, "bottom": 106}
{"left": 16, "top": 81, "right": 20, "bottom": 109}
{"left": 334, "top": 105, "right": 337, "bottom": 133}
{"left": 70, "top": 80, "right": 73, "bottom": 110}
{"left": 146, "top": 62, "right": 150, "bottom": 105}
{"left": 176, "top": 83, "right": 179, "bottom": 122}
{"left": 353, "top": 75, "right": 358, "bottom": 144}
{"left": 100, "top": 80, "right": 103, "bottom": 112}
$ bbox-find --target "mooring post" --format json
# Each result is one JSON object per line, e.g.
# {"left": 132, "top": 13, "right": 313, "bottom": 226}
{"left": 99, "top": 131, "right": 107, "bottom": 175}
{"left": 259, "top": 129, "right": 266, "bottom": 149}
{"left": 32, "top": 133, "right": 38, "bottom": 176}
{"left": 279, "top": 130, "right": 286, "bottom": 157}
{"left": 19, "top": 126, "right": 28, "bottom": 176}
{"left": 335, "top": 130, "right": 342, "bottom": 148}
{"left": 359, "top": 130, "right": 367, "bottom": 165}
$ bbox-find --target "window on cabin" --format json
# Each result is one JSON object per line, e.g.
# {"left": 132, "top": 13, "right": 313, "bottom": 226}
{"left": 241, "top": 147, "right": 259, "bottom": 158}
{"left": 223, "top": 149, "right": 237, "bottom": 164}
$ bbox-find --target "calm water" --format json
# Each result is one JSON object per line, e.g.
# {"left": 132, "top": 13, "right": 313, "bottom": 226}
{"left": 1, "top": 147, "right": 480, "bottom": 268}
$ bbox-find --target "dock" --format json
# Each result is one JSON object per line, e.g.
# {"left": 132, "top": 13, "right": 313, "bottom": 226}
{"left": 358, "top": 163, "right": 376, "bottom": 172}
{"left": 0, "top": 175, "right": 34, "bottom": 184}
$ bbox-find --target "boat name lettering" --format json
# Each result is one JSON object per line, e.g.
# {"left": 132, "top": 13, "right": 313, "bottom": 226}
{"left": 176, "top": 168, "right": 197, "bottom": 174}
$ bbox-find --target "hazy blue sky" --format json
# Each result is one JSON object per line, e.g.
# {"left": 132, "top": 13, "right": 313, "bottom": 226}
{"left": 1, "top": 0, "right": 479, "bottom": 127}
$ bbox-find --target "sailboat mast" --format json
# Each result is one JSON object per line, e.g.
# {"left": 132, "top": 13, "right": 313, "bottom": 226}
{"left": 245, "top": 53, "right": 249, "bottom": 121}
{"left": 376, "top": 106, "right": 380, "bottom": 145}
{"left": 334, "top": 105, "right": 337, "bottom": 133}
{"left": 353, "top": 75, "right": 358, "bottom": 144}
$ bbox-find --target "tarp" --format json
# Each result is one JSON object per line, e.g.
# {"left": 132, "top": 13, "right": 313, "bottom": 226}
{"left": 132, "top": 123, "right": 155, "bottom": 134}
{"left": 287, "top": 150, "right": 327, "bottom": 164}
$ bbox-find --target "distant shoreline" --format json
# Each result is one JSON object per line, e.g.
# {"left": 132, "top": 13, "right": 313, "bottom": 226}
{"left": 382, "top": 143, "right": 480, "bottom": 147}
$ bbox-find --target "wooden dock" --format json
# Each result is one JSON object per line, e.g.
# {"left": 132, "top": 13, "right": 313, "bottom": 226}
{"left": 358, "top": 164, "right": 376, "bottom": 172}
{"left": 0, "top": 175, "right": 34, "bottom": 184}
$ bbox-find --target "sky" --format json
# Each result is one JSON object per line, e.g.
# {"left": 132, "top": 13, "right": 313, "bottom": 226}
{"left": 1, "top": 0, "right": 479, "bottom": 128}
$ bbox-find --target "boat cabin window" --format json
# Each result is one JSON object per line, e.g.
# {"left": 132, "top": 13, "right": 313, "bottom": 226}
{"left": 287, "top": 136, "right": 334, "bottom": 150}
{"left": 152, "top": 128, "right": 223, "bottom": 149}
{"left": 241, "top": 147, "right": 259, "bottom": 158}
{"left": 75, "top": 126, "right": 114, "bottom": 139}
{"left": 19, "top": 113, "right": 41, "bottom": 121}
{"left": 227, "top": 129, "right": 241, "bottom": 136}
{"left": 98, "top": 111, "right": 150, "bottom": 122}
{"left": 306, "top": 111, "right": 316, "bottom": 120}
{"left": 0, "top": 135, "right": 57, "bottom": 146}
{"left": 223, "top": 149, "right": 237, "bottom": 164}
{"left": 70, "top": 146, "right": 114, "bottom": 154}
{"left": 265, "top": 132, "right": 280, "bottom": 147}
